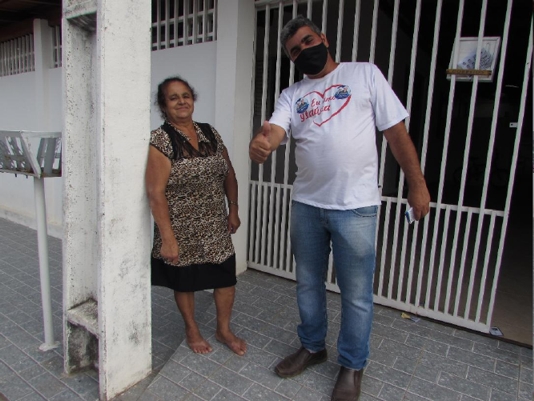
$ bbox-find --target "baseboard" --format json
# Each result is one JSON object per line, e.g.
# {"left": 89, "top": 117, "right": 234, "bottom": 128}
{"left": 0, "top": 208, "right": 63, "bottom": 239}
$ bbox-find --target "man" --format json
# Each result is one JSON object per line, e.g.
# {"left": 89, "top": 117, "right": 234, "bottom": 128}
{"left": 249, "top": 15, "right": 430, "bottom": 401}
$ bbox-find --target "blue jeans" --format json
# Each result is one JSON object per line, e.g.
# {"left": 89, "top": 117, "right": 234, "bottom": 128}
{"left": 290, "top": 201, "right": 377, "bottom": 370}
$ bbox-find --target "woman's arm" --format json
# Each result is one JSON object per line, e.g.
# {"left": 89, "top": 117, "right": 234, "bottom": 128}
{"left": 222, "top": 147, "right": 241, "bottom": 234}
{"left": 145, "top": 146, "right": 179, "bottom": 263}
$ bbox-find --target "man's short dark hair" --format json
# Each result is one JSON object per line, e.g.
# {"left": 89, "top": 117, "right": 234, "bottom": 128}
{"left": 280, "top": 15, "right": 322, "bottom": 57}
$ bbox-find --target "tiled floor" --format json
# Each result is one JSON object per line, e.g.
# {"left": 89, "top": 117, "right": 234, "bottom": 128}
{"left": 0, "top": 217, "right": 532, "bottom": 401}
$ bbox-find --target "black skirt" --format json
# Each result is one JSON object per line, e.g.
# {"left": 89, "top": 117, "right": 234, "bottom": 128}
{"left": 151, "top": 253, "right": 236, "bottom": 292}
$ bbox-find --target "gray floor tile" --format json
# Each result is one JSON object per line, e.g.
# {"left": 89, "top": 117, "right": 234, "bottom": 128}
{"left": 404, "top": 334, "right": 450, "bottom": 357}
{"left": 419, "top": 351, "right": 469, "bottom": 378}
{"left": 489, "top": 388, "right": 518, "bottom": 401}
{"left": 0, "top": 374, "right": 35, "bottom": 401}
{"left": 472, "top": 343, "right": 521, "bottom": 366}
{"left": 447, "top": 346, "right": 496, "bottom": 372}
{"left": 292, "top": 386, "right": 328, "bottom": 401}
{"left": 274, "top": 379, "right": 302, "bottom": 399}
{"left": 239, "top": 363, "right": 284, "bottom": 390}
{"left": 47, "top": 390, "right": 85, "bottom": 400}
{"left": 147, "top": 376, "right": 188, "bottom": 401}
{"left": 467, "top": 366, "right": 518, "bottom": 395}
{"left": 408, "top": 377, "right": 462, "bottom": 401}
{"left": 59, "top": 373, "right": 98, "bottom": 397}
{"left": 179, "top": 353, "right": 222, "bottom": 378}
{"left": 378, "top": 338, "right": 422, "bottom": 361}
{"left": 211, "top": 388, "right": 247, "bottom": 400}
{"left": 19, "top": 364, "right": 48, "bottom": 381}
{"left": 518, "top": 381, "right": 533, "bottom": 400}
{"left": 208, "top": 366, "right": 253, "bottom": 396}
{"left": 519, "top": 365, "right": 532, "bottom": 384}
{"left": 365, "top": 362, "right": 413, "bottom": 389}
{"left": 179, "top": 372, "right": 222, "bottom": 400}
{"left": 243, "top": 383, "right": 290, "bottom": 401}
{"left": 377, "top": 383, "right": 406, "bottom": 401}
{"left": 494, "top": 360, "right": 520, "bottom": 380}
{"left": 31, "top": 372, "right": 70, "bottom": 399}
{"left": 159, "top": 359, "right": 192, "bottom": 384}
{"left": 0, "top": 345, "right": 38, "bottom": 373}
{"left": 19, "top": 393, "right": 47, "bottom": 401}
{"left": 438, "top": 371, "right": 490, "bottom": 400}
{"left": 360, "top": 372, "right": 385, "bottom": 397}
{"left": 292, "top": 369, "right": 335, "bottom": 395}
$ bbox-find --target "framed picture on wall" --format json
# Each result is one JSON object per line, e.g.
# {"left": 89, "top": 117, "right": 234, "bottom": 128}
{"left": 447, "top": 36, "right": 501, "bottom": 82}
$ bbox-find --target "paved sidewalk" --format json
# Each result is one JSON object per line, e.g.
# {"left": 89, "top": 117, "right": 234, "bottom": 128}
{"left": 0, "top": 217, "right": 532, "bottom": 401}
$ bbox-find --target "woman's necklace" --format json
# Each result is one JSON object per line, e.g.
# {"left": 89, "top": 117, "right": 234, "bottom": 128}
{"left": 167, "top": 120, "right": 196, "bottom": 142}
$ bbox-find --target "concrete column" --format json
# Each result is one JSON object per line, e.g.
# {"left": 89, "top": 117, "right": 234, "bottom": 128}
{"left": 63, "top": 0, "right": 99, "bottom": 377}
{"left": 215, "top": 0, "right": 256, "bottom": 274}
{"left": 95, "top": 1, "right": 152, "bottom": 398}
{"left": 63, "top": 0, "right": 152, "bottom": 399}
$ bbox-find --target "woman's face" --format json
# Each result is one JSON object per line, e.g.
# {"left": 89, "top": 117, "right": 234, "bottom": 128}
{"left": 162, "top": 81, "right": 195, "bottom": 123}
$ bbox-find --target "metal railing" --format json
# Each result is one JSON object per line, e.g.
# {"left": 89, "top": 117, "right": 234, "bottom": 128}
{"left": 152, "top": 0, "right": 217, "bottom": 50}
{"left": 52, "top": 25, "right": 62, "bottom": 68}
{"left": 0, "top": 34, "right": 35, "bottom": 77}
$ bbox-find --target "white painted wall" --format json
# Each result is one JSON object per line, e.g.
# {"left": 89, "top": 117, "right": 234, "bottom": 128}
{"left": 0, "top": 43, "right": 218, "bottom": 238}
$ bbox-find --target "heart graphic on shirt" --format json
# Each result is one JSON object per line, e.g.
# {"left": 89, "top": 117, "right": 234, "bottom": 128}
{"left": 299, "top": 84, "right": 352, "bottom": 127}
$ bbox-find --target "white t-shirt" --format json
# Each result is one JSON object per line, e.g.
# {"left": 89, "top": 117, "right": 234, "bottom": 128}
{"left": 269, "top": 62, "right": 409, "bottom": 210}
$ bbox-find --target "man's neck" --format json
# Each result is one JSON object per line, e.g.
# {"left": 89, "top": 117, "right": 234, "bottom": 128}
{"left": 307, "top": 59, "right": 339, "bottom": 79}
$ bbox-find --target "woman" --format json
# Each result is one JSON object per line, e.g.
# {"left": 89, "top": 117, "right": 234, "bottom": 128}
{"left": 146, "top": 76, "right": 246, "bottom": 356}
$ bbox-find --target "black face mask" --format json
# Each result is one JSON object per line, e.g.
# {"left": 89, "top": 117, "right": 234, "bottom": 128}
{"left": 293, "top": 42, "right": 329, "bottom": 76}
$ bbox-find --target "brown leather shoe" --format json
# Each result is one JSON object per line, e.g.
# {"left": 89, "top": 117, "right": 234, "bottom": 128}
{"left": 274, "top": 347, "right": 327, "bottom": 378}
{"left": 331, "top": 366, "right": 363, "bottom": 401}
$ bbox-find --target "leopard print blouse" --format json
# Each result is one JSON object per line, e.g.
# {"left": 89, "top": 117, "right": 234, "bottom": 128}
{"left": 150, "top": 122, "right": 234, "bottom": 267}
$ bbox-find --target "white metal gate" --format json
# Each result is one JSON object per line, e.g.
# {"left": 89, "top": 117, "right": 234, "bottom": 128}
{"left": 249, "top": 0, "right": 532, "bottom": 333}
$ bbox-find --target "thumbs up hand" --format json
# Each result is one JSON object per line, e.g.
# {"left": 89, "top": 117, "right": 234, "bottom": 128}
{"left": 249, "top": 121, "right": 273, "bottom": 164}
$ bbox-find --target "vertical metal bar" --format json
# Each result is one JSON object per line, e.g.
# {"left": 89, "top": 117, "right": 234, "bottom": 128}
{"left": 369, "top": 0, "right": 379, "bottom": 63}
{"left": 433, "top": 206, "right": 451, "bottom": 311}
{"left": 463, "top": 0, "right": 493, "bottom": 320}
{"left": 174, "top": 0, "right": 179, "bottom": 47}
{"left": 377, "top": 197, "right": 391, "bottom": 296}
{"left": 213, "top": 0, "right": 218, "bottom": 41}
{"left": 279, "top": 0, "right": 298, "bottom": 274}
{"left": 423, "top": 0, "right": 461, "bottom": 309}
{"left": 321, "top": 0, "right": 328, "bottom": 33}
{"left": 184, "top": 0, "right": 189, "bottom": 45}
{"left": 270, "top": 4, "right": 284, "bottom": 269}
{"left": 487, "top": 1, "right": 534, "bottom": 323}
{"left": 165, "top": 0, "right": 170, "bottom": 48}
{"left": 307, "top": 0, "right": 312, "bottom": 19}
{"left": 335, "top": 0, "right": 344, "bottom": 63}
{"left": 31, "top": 34, "right": 34, "bottom": 71}
{"left": 249, "top": 182, "right": 258, "bottom": 262}
{"left": 203, "top": 0, "right": 208, "bottom": 42}
{"left": 351, "top": 0, "right": 361, "bottom": 62}
{"left": 475, "top": 212, "right": 496, "bottom": 323}
{"left": 157, "top": 0, "right": 162, "bottom": 50}
{"left": 444, "top": 0, "right": 488, "bottom": 313}
{"left": 254, "top": 4, "right": 270, "bottom": 263}
{"left": 193, "top": 0, "right": 199, "bottom": 44}
{"left": 454, "top": 210, "right": 473, "bottom": 316}
{"left": 34, "top": 177, "right": 58, "bottom": 350}
{"left": 486, "top": 17, "right": 532, "bottom": 326}
{"left": 404, "top": 0, "right": 422, "bottom": 305}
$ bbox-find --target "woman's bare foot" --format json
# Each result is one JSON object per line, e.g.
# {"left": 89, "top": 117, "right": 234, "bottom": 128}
{"left": 215, "top": 331, "right": 247, "bottom": 356}
{"left": 186, "top": 327, "right": 212, "bottom": 354}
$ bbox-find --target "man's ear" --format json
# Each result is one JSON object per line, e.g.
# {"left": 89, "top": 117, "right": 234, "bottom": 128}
{"left": 320, "top": 33, "right": 330, "bottom": 48}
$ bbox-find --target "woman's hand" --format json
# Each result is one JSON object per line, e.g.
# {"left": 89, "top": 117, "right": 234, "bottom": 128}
{"left": 160, "top": 239, "right": 180, "bottom": 264}
{"left": 227, "top": 210, "right": 241, "bottom": 234}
